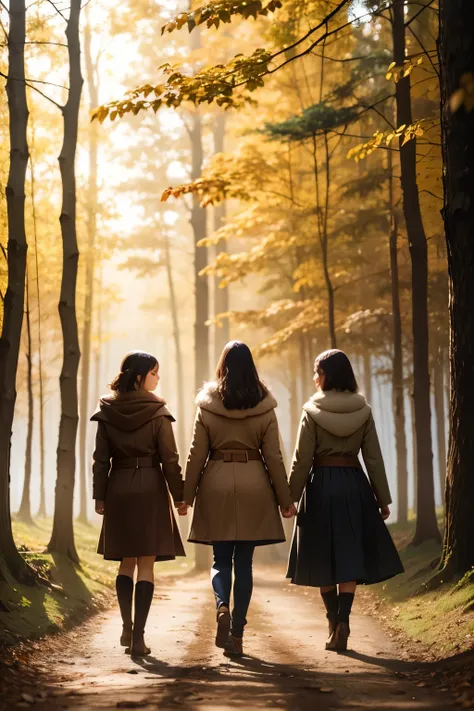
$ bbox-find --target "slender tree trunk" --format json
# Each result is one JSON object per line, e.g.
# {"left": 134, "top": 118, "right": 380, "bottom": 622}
{"left": 289, "top": 349, "right": 299, "bottom": 450}
{"left": 47, "top": 0, "right": 83, "bottom": 564}
{"left": 0, "top": 0, "right": 32, "bottom": 581}
{"left": 392, "top": 0, "right": 439, "bottom": 543}
{"left": 17, "top": 269, "right": 34, "bottom": 525}
{"left": 212, "top": 113, "right": 229, "bottom": 362}
{"left": 77, "top": 15, "right": 98, "bottom": 524}
{"left": 30, "top": 134, "right": 46, "bottom": 518}
{"left": 363, "top": 352, "right": 372, "bottom": 403}
{"left": 163, "top": 232, "right": 186, "bottom": 457}
{"left": 433, "top": 335, "right": 446, "bottom": 506}
{"left": 93, "top": 263, "right": 103, "bottom": 406}
{"left": 410, "top": 388, "right": 417, "bottom": 515}
{"left": 438, "top": 0, "right": 474, "bottom": 575}
{"left": 388, "top": 151, "right": 409, "bottom": 523}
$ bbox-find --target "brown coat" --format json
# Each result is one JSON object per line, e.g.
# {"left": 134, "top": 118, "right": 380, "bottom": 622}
{"left": 289, "top": 390, "right": 392, "bottom": 508}
{"left": 184, "top": 384, "right": 293, "bottom": 545}
{"left": 91, "top": 390, "right": 185, "bottom": 561}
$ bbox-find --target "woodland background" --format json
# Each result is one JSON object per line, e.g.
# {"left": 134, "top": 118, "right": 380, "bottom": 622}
{"left": 0, "top": 0, "right": 473, "bottom": 607}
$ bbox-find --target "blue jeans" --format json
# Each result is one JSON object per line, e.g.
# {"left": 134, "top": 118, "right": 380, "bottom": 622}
{"left": 211, "top": 542, "right": 256, "bottom": 637}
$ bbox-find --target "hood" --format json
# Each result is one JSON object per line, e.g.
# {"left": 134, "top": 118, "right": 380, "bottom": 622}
{"left": 90, "top": 390, "right": 174, "bottom": 432}
{"left": 303, "top": 390, "right": 370, "bottom": 437}
{"left": 196, "top": 382, "right": 277, "bottom": 419}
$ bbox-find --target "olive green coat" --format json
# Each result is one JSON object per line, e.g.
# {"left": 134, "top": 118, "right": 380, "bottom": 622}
{"left": 289, "top": 390, "right": 392, "bottom": 508}
{"left": 184, "top": 384, "right": 293, "bottom": 545}
{"left": 91, "top": 390, "right": 185, "bottom": 561}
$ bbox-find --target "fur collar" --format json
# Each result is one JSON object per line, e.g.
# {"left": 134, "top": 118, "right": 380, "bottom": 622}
{"left": 90, "top": 390, "right": 174, "bottom": 431}
{"left": 303, "top": 390, "right": 371, "bottom": 437}
{"left": 196, "top": 381, "right": 277, "bottom": 419}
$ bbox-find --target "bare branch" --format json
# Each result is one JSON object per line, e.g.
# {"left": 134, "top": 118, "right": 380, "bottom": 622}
{"left": 45, "top": 0, "right": 67, "bottom": 22}
{"left": 405, "top": 0, "right": 437, "bottom": 27}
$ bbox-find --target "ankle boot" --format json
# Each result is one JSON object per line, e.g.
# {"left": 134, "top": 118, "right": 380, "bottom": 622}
{"left": 215, "top": 605, "right": 231, "bottom": 649}
{"left": 224, "top": 634, "right": 243, "bottom": 657}
{"left": 321, "top": 588, "right": 338, "bottom": 650}
{"left": 335, "top": 592, "right": 354, "bottom": 651}
{"left": 116, "top": 575, "right": 133, "bottom": 648}
{"left": 130, "top": 581, "right": 154, "bottom": 656}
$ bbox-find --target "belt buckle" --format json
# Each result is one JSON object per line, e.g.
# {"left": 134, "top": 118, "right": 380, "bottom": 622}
{"left": 244, "top": 451, "right": 248, "bottom": 462}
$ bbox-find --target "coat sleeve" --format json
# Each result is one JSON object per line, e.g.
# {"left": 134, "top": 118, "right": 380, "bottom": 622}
{"left": 361, "top": 412, "right": 392, "bottom": 507}
{"left": 156, "top": 417, "right": 184, "bottom": 503}
{"left": 183, "top": 409, "right": 210, "bottom": 506}
{"left": 289, "top": 412, "right": 317, "bottom": 503}
{"left": 260, "top": 412, "right": 292, "bottom": 509}
{"left": 92, "top": 421, "right": 111, "bottom": 500}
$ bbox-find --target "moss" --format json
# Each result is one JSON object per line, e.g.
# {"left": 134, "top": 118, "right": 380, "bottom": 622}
{"left": 365, "top": 513, "right": 474, "bottom": 659}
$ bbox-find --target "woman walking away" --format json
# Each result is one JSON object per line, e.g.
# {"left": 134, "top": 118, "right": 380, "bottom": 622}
{"left": 91, "top": 351, "right": 185, "bottom": 657}
{"left": 179, "top": 341, "right": 295, "bottom": 657}
{"left": 287, "top": 349, "right": 403, "bottom": 652}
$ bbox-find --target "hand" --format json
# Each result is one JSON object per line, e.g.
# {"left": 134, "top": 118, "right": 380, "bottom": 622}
{"left": 280, "top": 504, "right": 297, "bottom": 519}
{"left": 95, "top": 500, "right": 105, "bottom": 515}
{"left": 380, "top": 505, "right": 390, "bottom": 521}
{"left": 176, "top": 502, "right": 190, "bottom": 516}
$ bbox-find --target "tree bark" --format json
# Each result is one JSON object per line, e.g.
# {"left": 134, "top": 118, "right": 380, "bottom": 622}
{"left": 438, "top": 0, "right": 474, "bottom": 575}
{"left": 77, "top": 14, "right": 98, "bottom": 524}
{"left": 17, "top": 268, "right": 34, "bottom": 526}
{"left": 0, "top": 0, "right": 31, "bottom": 580}
{"left": 212, "top": 112, "right": 229, "bottom": 362}
{"left": 29, "top": 132, "right": 46, "bottom": 518}
{"left": 392, "top": 0, "right": 439, "bottom": 544}
{"left": 47, "top": 0, "right": 83, "bottom": 564}
{"left": 388, "top": 151, "right": 409, "bottom": 524}
{"left": 433, "top": 336, "right": 446, "bottom": 506}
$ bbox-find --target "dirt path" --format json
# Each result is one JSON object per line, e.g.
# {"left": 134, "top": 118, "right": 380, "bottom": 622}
{"left": 1, "top": 567, "right": 457, "bottom": 711}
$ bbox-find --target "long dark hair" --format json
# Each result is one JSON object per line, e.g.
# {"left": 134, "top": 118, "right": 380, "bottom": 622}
{"left": 216, "top": 341, "right": 268, "bottom": 410}
{"left": 109, "top": 351, "right": 158, "bottom": 393}
{"left": 315, "top": 349, "right": 358, "bottom": 393}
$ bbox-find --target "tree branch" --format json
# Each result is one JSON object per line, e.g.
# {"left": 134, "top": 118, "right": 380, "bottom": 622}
{"left": 405, "top": 0, "right": 437, "bottom": 27}
{"left": 45, "top": 0, "right": 67, "bottom": 22}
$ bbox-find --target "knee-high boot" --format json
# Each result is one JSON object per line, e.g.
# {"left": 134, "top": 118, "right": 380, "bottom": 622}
{"left": 116, "top": 575, "right": 133, "bottom": 648}
{"left": 131, "top": 581, "right": 154, "bottom": 656}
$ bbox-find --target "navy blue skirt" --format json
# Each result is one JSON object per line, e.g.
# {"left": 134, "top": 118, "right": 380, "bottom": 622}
{"left": 286, "top": 466, "right": 404, "bottom": 587}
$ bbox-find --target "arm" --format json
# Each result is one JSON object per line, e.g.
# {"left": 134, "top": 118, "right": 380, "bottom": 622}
{"left": 183, "top": 409, "right": 210, "bottom": 505}
{"left": 361, "top": 412, "right": 392, "bottom": 508}
{"left": 92, "top": 422, "right": 111, "bottom": 501}
{"left": 289, "top": 412, "right": 317, "bottom": 503}
{"left": 260, "top": 412, "right": 292, "bottom": 509}
{"left": 156, "top": 417, "right": 184, "bottom": 503}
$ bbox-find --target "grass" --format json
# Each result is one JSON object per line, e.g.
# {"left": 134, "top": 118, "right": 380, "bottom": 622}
{"left": 0, "top": 517, "right": 191, "bottom": 648}
{"left": 363, "top": 512, "right": 474, "bottom": 660}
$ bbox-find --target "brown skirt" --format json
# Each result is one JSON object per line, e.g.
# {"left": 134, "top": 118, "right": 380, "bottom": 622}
{"left": 97, "top": 464, "right": 185, "bottom": 561}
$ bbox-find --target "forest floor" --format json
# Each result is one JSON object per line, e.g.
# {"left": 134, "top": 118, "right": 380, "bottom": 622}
{"left": 1, "top": 518, "right": 474, "bottom": 710}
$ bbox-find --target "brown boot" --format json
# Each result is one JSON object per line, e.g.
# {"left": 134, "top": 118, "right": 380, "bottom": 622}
{"left": 116, "top": 575, "right": 133, "bottom": 649}
{"left": 130, "top": 633, "right": 151, "bottom": 657}
{"left": 120, "top": 624, "right": 132, "bottom": 649}
{"left": 130, "top": 581, "right": 154, "bottom": 657}
{"left": 325, "top": 616, "right": 338, "bottom": 650}
{"left": 224, "top": 634, "right": 243, "bottom": 657}
{"left": 334, "top": 621, "right": 350, "bottom": 651}
{"left": 215, "top": 605, "right": 231, "bottom": 648}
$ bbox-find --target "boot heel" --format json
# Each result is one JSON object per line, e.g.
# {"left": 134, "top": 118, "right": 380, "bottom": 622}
{"left": 334, "top": 622, "right": 350, "bottom": 651}
{"left": 215, "top": 606, "right": 231, "bottom": 648}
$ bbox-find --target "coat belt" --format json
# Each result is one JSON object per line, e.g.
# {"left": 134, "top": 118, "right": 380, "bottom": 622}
{"left": 111, "top": 455, "right": 159, "bottom": 469}
{"left": 210, "top": 449, "right": 261, "bottom": 463}
{"left": 313, "top": 455, "right": 362, "bottom": 469}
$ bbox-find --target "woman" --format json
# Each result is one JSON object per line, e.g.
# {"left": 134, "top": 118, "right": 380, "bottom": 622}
{"left": 180, "top": 341, "right": 295, "bottom": 657}
{"left": 91, "top": 351, "right": 185, "bottom": 657}
{"left": 287, "top": 349, "right": 403, "bottom": 651}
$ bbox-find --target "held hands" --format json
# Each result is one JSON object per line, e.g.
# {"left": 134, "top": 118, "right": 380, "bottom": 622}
{"left": 380, "top": 505, "right": 390, "bottom": 521}
{"left": 95, "top": 500, "right": 105, "bottom": 515}
{"left": 175, "top": 501, "right": 190, "bottom": 516}
{"left": 280, "top": 503, "right": 297, "bottom": 519}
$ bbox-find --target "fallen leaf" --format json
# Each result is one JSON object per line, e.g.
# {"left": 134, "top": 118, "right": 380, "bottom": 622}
{"left": 21, "top": 694, "right": 35, "bottom": 703}
{"left": 319, "top": 687, "right": 334, "bottom": 693}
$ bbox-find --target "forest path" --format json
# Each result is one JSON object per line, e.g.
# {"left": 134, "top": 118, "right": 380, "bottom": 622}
{"left": 3, "top": 568, "right": 455, "bottom": 711}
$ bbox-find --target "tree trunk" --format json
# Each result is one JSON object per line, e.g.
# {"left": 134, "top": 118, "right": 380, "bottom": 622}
{"left": 77, "top": 14, "right": 98, "bottom": 524}
{"left": 163, "top": 231, "right": 186, "bottom": 457}
{"left": 388, "top": 151, "right": 409, "bottom": 524}
{"left": 212, "top": 113, "right": 229, "bottom": 363}
{"left": 438, "top": 0, "right": 474, "bottom": 575}
{"left": 409, "top": 388, "right": 417, "bottom": 515}
{"left": 17, "top": 268, "right": 34, "bottom": 526}
{"left": 392, "top": 0, "right": 439, "bottom": 544}
{"left": 47, "top": 0, "right": 83, "bottom": 564}
{"left": 362, "top": 352, "right": 372, "bottom": 403}
{"left": 30, "top": 132, "right": 46, "bottom": 518}
{"left": 0, "top": 0, "right": 31, "bottom": 581}
{"left": 433, "top": 336, "right": 446, "bottom": 506}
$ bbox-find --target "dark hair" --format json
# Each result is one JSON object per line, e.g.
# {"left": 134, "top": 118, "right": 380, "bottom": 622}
{"left": 315, "top": 349, "right": 358, "bottom": 393}
{"left": 109, "top": 351, "right": 158, "bottom": 393}
{"left": 216, "top": 341, "right": 268, "bottom": 410}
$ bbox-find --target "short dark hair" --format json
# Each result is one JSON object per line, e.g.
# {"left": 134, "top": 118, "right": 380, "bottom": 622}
{"left": 315, "top": 349, "right": 358, "bottom": 393}
{"left": 216, "top": 341, "right": 268, "bottom": 410}
{"left": 109, "top": 351, "right": 158, "bottom": 393}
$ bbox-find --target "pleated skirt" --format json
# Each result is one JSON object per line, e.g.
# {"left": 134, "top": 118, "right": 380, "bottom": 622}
{"left": 286, "top": 466, "right": 404, "bottom": 587}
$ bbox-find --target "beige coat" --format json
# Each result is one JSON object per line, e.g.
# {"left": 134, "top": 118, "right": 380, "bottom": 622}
{"left": 184, "top": 384, "right": 293, "bottom": 545}
{"left": 289, "top": 390, "right": 392, "bottom": 508}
